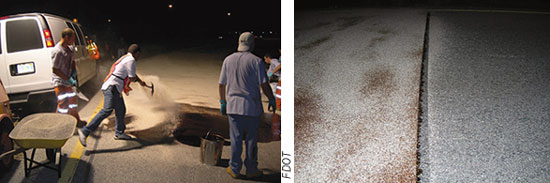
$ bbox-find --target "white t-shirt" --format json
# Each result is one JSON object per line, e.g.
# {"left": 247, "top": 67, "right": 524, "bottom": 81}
{"left": 267, "top": 58, "right": 280, "bottom": 77}
{"left": 101, "top": 53, "right": 136, "bottom": 93}
{"left": 219, "top": 52, "right": 268, "bottom": 116}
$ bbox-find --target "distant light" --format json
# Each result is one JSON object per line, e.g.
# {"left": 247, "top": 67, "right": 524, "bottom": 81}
{"left": 227, "top": 12, "right": 231, "bottom": 16}
{"left": 218, "top": 36, "right": 223, "bottom": 40}
{"left": 107, "top": 19, "right": 112, "bottom": 23}
{"left": 259, "top": 35, "right": 263, "bottom": 39}
{"left": 168, "top": 4, "right": 173, "bottom": 8}
{"left": 262, "top": 31, "right": 265, "bottom": 34}
{"left": 269, "top": 31, "right": 273, "bottom": 34}
{"left": 73, "top": 18, "right": 78, "bottom": 23}
{"left": 235, "top": 32, "right": 238, "bottom": 34}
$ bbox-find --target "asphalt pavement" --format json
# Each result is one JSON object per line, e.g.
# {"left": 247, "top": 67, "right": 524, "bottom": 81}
{"left": 295, "top": 9, "right": 425, "bottom": 182}
{"left": 419, "top": 11, "right": 550, "bottom": 182}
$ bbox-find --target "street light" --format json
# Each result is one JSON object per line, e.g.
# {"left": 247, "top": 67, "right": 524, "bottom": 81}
{"left": 168, "top": 4, "right": 173, "bottom": 8}
{"left": 227, "top": 12, "right": 231, "bottom": 16}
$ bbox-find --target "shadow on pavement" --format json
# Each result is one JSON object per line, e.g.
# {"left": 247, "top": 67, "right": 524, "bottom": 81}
{"left": 245, "top": 169, "right": 281, "bottom": 183}
{"left": 173, "top": 104, "right": 279, "bottom": 147}
{"left": 84, "top": 138, "right": 174, "bottom": 155}
{"left": 215, "top": 158, "right": 230, "bottom": 168}
{"left": 0, "top": 153, "right": 93, "bottom": 183}
{"left": 0, "top": 159, "right": 21, "bottom": 182}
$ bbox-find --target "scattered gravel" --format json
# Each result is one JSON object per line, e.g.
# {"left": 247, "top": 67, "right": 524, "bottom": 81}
{"left": 295, "top": 9, "right": 426, "bottom": 182}
{"left": 101, "top": 75, "right": 180, "bottom": 142}
{"left": 10, "top": 113, "right": 76, "bottom": 140}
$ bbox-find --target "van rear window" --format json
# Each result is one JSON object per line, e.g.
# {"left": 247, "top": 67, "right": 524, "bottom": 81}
{"left": 46, "top": 17, "right": 68, "bottom": 45}
{"left": 65, "top": 22, "right": 83, "bottom": 46}
{"left": 6, "top": 19, "right": 43, "bottom": 53}
{"left": 74, "top": 24, "right": 86, "bottom": 45}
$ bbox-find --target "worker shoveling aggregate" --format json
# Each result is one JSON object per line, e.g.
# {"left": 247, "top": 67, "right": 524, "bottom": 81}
{"left": 101, "top": 75, "right": 180, "bottom": 142}
{"left": 99, "top": 74, "right": 277, "bottom": 143}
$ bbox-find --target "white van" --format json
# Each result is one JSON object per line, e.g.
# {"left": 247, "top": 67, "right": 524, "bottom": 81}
{"left": 0, "top": 13, "right": 96, "bottom": 112}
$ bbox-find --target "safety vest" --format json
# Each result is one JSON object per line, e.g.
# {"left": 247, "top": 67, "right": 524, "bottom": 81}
{"left": 87, "top": 42, "right": 100, "bottom": 60}
{"left": 104, "top": 55, "right": 132, "bottom": 95}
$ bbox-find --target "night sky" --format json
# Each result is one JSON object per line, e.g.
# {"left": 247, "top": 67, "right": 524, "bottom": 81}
{"left": 1, "top": 0, "right": 281, "bottom": 48}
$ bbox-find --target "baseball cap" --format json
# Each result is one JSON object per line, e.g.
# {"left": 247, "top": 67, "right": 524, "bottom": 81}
{"left": 237, "top": 32, "right": 255, "bottom": 52}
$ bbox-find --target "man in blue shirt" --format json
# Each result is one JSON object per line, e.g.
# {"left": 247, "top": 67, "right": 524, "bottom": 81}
{"left": 219, "top": 32, "right": 276, "bottom": 179}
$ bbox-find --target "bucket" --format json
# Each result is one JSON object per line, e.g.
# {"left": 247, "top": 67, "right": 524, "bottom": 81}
{"left": 200, "top": 132, "right": 224, "bottom": 166}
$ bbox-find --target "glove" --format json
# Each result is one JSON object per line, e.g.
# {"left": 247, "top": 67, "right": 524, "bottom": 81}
{"left": 220, "top": 100, "right": 227, "bottom": 115}
{"left": 268, "top": 72, "right": 273, "bottom": 77}
{"left": 68, "top": 77, "right": 77, "bottom": 86}
{"left": 268, "top": 98, "right": 276, "bottom": 111}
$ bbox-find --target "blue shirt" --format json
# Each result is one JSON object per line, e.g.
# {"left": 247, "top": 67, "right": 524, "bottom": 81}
{"left": 219, "top": 52, "right": 268, "bottom": 116}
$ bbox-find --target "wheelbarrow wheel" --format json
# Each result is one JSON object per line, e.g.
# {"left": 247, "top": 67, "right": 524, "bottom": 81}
{"left": 46, "top": 149, "right": 55, "bottom": 162}
{"left": 0, "top": 118, "right": 14, "bottom": 171}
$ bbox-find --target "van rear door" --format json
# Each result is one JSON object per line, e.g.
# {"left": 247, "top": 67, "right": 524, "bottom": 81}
{"left": 74, "top": 23, "right": 96, "bottom": 86}
{"left": 3, "top": 17, "right": 52, "bottom": 94}
{"left": 66, "top": 21, "right": 94, "bottom": 87}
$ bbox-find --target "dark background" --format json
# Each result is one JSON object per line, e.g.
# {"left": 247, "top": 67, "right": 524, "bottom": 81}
{"left": 1, "top": 0, "right": 281, "bottom": 52}
{"left": 296, "top": 0, "right": 550, "bottom": 10}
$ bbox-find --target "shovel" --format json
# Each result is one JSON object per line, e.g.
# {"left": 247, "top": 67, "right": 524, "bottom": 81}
{"left": 72, "top": 86, "right": 89, "bottom": 102}
{"left": 143, "top": 82, "right": 154, "bottom": 96}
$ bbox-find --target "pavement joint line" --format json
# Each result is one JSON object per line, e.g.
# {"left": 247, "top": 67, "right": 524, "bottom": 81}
{"left": 430, "top": 8, "right": 550, "bottom": 15}
{"left": 417, "top": 11, "right": 430, "bottom": 181}
{"left": 58, "top": 98, "right": 104, "bottom": 183}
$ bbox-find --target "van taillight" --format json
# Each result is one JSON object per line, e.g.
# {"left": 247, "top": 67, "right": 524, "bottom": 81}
{"left": 43, "top": 29, "right": 54, "bottom": 47}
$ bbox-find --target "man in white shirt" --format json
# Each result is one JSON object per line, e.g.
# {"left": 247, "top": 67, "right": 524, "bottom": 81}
{"left": 264, "top": 52, "right": 280, "bottom": 82}
{"left": 219, "top": 32, "right": 276, "bottom": 179}
{"left": 77, "top": 44, "right": 146, "bottom": 147}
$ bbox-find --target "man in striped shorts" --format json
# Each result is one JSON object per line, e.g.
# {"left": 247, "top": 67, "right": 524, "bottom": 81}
{"left": 52, "top": 28, "right": 82, "bottom": 123}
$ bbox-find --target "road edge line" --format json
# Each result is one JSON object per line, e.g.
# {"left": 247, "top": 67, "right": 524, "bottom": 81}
{"left": 58, "top": 98, "right": 103, "bottom": 183}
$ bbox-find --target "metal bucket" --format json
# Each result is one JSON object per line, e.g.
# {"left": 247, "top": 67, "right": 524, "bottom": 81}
{"left": 200, "top": 133, "right": 224, "bottom": 166}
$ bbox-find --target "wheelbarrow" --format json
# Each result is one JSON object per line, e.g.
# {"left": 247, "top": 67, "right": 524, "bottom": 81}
{"left": 0, "top": 113, "right": 76, "bottom": 177}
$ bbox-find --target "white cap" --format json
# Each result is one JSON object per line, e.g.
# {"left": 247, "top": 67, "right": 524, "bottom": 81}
{"left": 237, "top": 32, "right": 255, "bottom": 52}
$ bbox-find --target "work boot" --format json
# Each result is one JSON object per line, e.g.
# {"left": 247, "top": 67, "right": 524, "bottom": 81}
{"left": 246, "top": 170, "right": 263, "bottom": 179}
{"left": 226, "top": 167, "right": 240, "bottom": 179}
{"left": 114, "top": 133, "right": 132, "bottom": 140}
{"left": 77, "top": 129, "right": 87, "bottom": 147}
